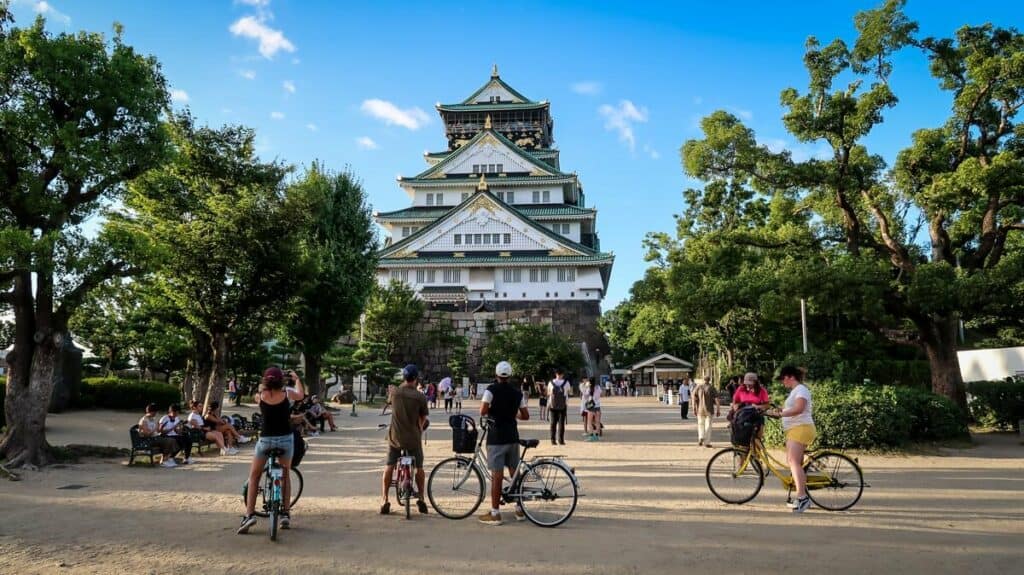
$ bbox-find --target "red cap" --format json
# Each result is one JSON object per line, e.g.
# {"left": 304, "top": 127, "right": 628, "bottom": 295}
{"left": 263, "top": 366, "right": 284, "bottom": 381}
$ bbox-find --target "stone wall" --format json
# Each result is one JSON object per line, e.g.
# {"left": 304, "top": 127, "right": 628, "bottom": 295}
{"left": 392, "top": 301, "right": 606, "bottom": 382}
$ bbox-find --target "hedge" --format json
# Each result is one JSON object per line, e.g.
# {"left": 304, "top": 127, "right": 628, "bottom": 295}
{"left": 79, "top": 377, "right": 181, "bottom": 411}
{"left": 967, "top": 379, "right": 1024, "bottom": 430}
{"left": 763, "top": 381, "right": 968, "bottom": 449}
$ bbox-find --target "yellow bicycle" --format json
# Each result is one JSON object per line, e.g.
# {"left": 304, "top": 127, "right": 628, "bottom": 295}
{"left": 705, "top": 413, "right": 865, "bottom": 511}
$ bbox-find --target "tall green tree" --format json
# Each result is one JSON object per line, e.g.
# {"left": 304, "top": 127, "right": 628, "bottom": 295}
{"left": 482, "top": 323, "right": 584, "bottom": 384}
{"left": 285, "top": 164, "right": 377, "bottom": 397}
{"left": 122, "top": 115, "right": 303, "bottom": 409}
{"left": 677, "top": 0, "right": 1024, "bottom": 406}
{"left": 362, "top": 280, "right": 425, "bottom": 359}
{"left": 0, "top": 10, "right": 170, "bottom": 466}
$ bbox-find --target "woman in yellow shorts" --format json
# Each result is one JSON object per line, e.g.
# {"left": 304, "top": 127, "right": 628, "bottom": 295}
{"left": 776, "top": 365, "right": 815, "bottom": 513}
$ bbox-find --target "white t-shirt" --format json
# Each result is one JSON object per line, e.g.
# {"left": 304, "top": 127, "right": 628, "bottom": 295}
{"left": 679, "top": 384, "right": 691, "bottom": 402}
{"left": 589, "top": 384, "right": 602, "bottom": 408}
{"left": 481, "top": 388, "right": 528, "bottom": 409}
{"left": 158, "top": 415, "right": 181, "bottom": 436}
{"left": 547, "top": 379, "right": 571, "bottom": 401}
{"left": 188, "top": 412, "right": 205, "bottom": 429}
{"left": 782, "top": 384, "right": 814, "bottom": 430}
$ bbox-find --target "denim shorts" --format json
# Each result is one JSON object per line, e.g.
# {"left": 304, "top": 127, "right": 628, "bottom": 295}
{"left": 254, "top": 434, "right": 294, "bottom": 462}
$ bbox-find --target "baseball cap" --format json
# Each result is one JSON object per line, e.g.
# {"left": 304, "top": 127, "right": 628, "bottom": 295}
{"left": 263, "top": 366, "right": 284, "bottom": 381}
{"left": 402, "top": 364, "right": 419, "bottom": 380}
{"left": 495, "top": 361, "right": 512, "bottom": 378}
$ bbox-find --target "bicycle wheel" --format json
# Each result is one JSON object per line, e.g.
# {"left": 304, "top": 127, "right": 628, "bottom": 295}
{"left": 269, "top": 509, "right": 278, "bottom": 541}
{"left": 705, "top": 448, "right": 764, "bottom": 504}
{"left": 404, "top": 480, "right": 412, "bottom": 520}
{"left": 428, "top": 456, "right": 484, "bottom": 519}
{"left": 515, "top": 460, "right": 578, "bottom": 527}
{"left": 804, "top": 451, "right": 864, "bottom": 511}
{"left": 289, "top": 467, "right": 303, "bottom": 509}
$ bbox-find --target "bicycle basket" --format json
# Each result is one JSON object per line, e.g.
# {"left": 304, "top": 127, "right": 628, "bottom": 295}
{"left": 730, "top": 406, "right": 764, "bottom": 448}
{"left": 449, "top": 414, "right": 478, "bottom": 453}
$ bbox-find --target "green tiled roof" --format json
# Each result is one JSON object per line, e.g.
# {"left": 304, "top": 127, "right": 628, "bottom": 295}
{"left": 408, "top": 128, "right": 567, "bottom": 181}
{"left": 379, "top": 253, "right": 614, "bottom": 266}
{"left": 376, "top": 205, "right": 596, "bottom": 221}
{"left": 400, "top": 174, "right": 576, "bottom": 187}
{"left": 455, "top": 74, "right": 536, "bottom": 106}
{"left": 437, "top": 102, "right": 549, "bottom": 113}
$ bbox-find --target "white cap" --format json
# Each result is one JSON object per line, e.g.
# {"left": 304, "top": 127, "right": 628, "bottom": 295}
{"left": 495, "top": 361, "right": 513, "bottom": 378}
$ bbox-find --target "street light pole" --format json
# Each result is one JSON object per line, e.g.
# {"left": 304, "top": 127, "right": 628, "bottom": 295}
{"left": 800, "top": 298, "right": 808, "bottom": 354}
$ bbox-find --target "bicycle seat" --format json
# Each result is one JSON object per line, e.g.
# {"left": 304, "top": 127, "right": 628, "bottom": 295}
{"left": 519, "top": 439, "right": 540, "bottom": 448}
{"left": 266, "top": 448, "right": 286, "bottom": 457}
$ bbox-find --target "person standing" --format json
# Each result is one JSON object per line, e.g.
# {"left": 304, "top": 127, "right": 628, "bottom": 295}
{"left": 774, "top": 365, "right": 815, "bottom": 513}
{"left": 547, "top": 368, "right": 570, "bottom": 445}
{"left": 678, "top": 378, "right": 691, "bottom": 420}
{"left": 439, "top": 376, "right": 453, "bottom": 413}
{"left": 227, "top": 378, "right": 239, "bottom": 407}
{"left": 537, "top": 381, "right": 549, "bottom": 422}
{"left": 380, "top": 364, "right": 430, "bottom": 515}
{"left": 478, "top": 361, "right": 529, "bottom": 526}
{"left": 691, "top": 380, "right": 720, "bottom": 447}
{"left": 425, "top": 380, "right": 438, "bottom": 409}
{"left": 585, "top": 379, "right": 602, "bottom": 441}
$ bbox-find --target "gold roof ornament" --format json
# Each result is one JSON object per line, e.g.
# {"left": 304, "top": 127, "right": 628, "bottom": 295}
{"left": 484, "top": 114, "right": 492, "bottom": 129}
{"left": 477, "top": 174, "right": 488, "bottom": 192}
{"left": 491, "top": 63, "right": 499, "bottom": 78}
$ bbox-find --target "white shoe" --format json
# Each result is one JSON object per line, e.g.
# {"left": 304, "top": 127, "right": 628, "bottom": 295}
{"left": 160, "top": 459, "right": 177, "bottom": 468}
{"left": 229, "top": 447, "right": 239, "bottom": 455}
{"left": 310, "top": 431, "right": 320, "bottom": 438}
{"left": 238, "top": 436, "right": 251, "bottom": 444}
{"left": 183, "top": 457, "right": 195, "bottom": 465}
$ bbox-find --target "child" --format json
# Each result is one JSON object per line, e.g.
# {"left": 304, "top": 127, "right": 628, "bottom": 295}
{"left": 537, "top": 382, "right": 549, "bottom": 421}
{"left": 454, "top": 385, "right": 464, "bottom": 414}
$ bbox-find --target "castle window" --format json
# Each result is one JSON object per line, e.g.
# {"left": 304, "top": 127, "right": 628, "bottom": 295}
{"left": 492, "top": 233, "right": 500, "bottom": 244}
{"left": 426, "top": 193, "right": 434, "bottom": 206}
{"left": 443, "top": 268, "right": 461, "bottom": 283}
{"left": 436, "top": 193, "right": 444, "bottom": 206}
{"left": 472, "top": 164, "right": 480, "bottom": 173}
{"left": 507, "top": 191, "right": 515, "bottom": 203}
{"left": 488, "top": 164, "right": 496, "bottom": 173}
{"left": 503, "top": 269, "right": 522, "bottom": 283}
{"left": 497, "top": 163, "right": 503, "bottom": 173}
{"left": 427, "top": 269, "right": 436, "bottom": 283}
{"left": 539, "top": 269, "right": 550, "bottom": 282}
{"left": 503, "top": 233, "right": 511, "bottom": 244}
{"left": 529, "top": 269, "right": 539, "bottom": 283}
{"left": 462, "top": 192, "right": 469, "bottom": 201}
{"left": 497, "top": 191, "right": 504, "bottom": 201}
{"left": 532, "top": 191, "right": 540, "bottom": 203}
{"left": 416, "top": 269, "right": 424, "bottom": 283}
{"left": 522, "top": 292, "right": 526, "bottom": 298}
{"left": 542, "top": 190, "right": 550, "bottom": 203}
{"left": 483, "top": 234, "right": 491, "bottom": 245}
{"left": 557, "top": 268, "right": 576, "bottom": 282}
{"left": 474, "top": 233, "right": 482, "bottom": 244}
{"left": 454, "top": 234, "right": 461, "bottom": 245}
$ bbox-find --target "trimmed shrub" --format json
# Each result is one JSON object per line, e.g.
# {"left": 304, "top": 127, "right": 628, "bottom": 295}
{"left": 764, "top": 381, "right": 968, "bottom": 449}
{"left": 79, "top": 377, "right": 181, "bottom": 411}
{"left": 967, "top": 379, "right": 1024, "bottom": 430}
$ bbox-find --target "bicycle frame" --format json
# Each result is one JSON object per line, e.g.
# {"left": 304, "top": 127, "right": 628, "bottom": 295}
{"left": 736, "top": 425, "right": 838, "bottom": 492}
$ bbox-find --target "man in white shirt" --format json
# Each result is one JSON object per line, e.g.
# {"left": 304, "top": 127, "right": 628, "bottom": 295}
{"left": 679, "top": 379, "right": 692, "bottom": 420}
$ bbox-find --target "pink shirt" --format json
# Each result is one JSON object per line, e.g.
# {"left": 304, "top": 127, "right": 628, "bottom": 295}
{"left": 733, "top": 385, "right": 769, "bottom": 406}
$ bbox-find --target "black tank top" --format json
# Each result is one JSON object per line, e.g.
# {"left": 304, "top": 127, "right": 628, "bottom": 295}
{"left": 259, "top": 393, "right": 292, "bottom": 437}
{"left": 486, "top": 382, "right": 522, "bottom": 445}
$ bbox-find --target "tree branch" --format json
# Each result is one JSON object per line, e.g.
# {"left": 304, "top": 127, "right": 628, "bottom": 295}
{"left": 861, "top": 190, "right": 914, "bottom": 273}
{"left": 53, "top": 261, "right": 141, "bottom": 328}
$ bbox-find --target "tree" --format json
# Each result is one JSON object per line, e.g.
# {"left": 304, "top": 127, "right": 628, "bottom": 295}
{"left": 285, "top": 164, "right": 377, "bottom": 397}
{"left": 482, "top": 323, "right": 584, "bottom": 384}
{"left": 676, "top": 0, "right": 1024, "bottom": 407}
{"left": 352, "top": 340, "right": 395, "bottom": 401}
{"left": 0, "top": 11, "right": 170, "bottom": 466}
{"left": 122, "top": 115, "right": 303, "bottom": 410}
{"left": 362, "top": 280, "right": 424, "bottom": 359}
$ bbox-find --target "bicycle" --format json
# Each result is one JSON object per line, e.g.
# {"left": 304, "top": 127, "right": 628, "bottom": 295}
{"left": 427, "top": 416, "right": 580, "bottom": 527}
{"left": 241, "top": 448, "right": 304, "bottom": 540}
{"left": 705, "top": 407, "right": 865, "bottom": 511}
{"left": 378, "top": 423, "right": 423, "bottom": 519}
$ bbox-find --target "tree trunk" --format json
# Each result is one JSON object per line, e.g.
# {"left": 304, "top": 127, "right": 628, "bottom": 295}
{"left": 916, "top": 314, "right": 967, "bottom": 410}
{"left": 305, "top": 353, "right": 323, "bottom": 398}
{"left": 204, "top": 331, "right": 228, "bottom": 412}
{"left": 187, "top": 330, "right": 213, "bottom": 406}
{"left": 1, "top": 333, "right": 62, "bottom": 468}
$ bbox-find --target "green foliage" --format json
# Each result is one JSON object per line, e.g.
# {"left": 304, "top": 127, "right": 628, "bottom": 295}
{"left": 361, "top": 281, "right": 425, "bottom": 357}
{"left": 352, "top": 340, "right": 395, "bottom": 397}
{"left": 763, "top": 381, "right": 968, "bottom": 449}
{"left": 284, "top": 164, "right": 378, "bottom": 390}
{"left": 0, "top": 380, "right": 5, "bottom": 427}
{"left": 780, "top": 351, "right": 930, "bottom": 387}
{"left": 78, "top": 377, "right": 181, "bottom": 411}
{"left": 966, "top": 380, "right": 1024, "bottom": 430}
{"left": 482, "top": 323, "right": 583, "bottom": 382}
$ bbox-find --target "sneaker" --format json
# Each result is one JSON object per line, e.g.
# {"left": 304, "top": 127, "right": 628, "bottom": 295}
{"left": 698, "top": 439, "right": 704, "bottom": 446}
{"left": 705, "top": 443, "right": 713, "bottom": 448}
{"left": 417, "top": 500, "right": 428, "bottom": 514}
{"left": 228, "top": 447, "right": 239, "bottom": 455}
{"left": 379, "top": 501, "right": 391, "bottom": 515}
{"left": 183, "top": 457, "right": 195, "bottom": 465}
{"left": 280, "top": 512, "right": 291, "bottom": 529}
{"left": 514, "top": 508, "right": 526, "bottom": 522}
{"left": 559, "top": 441, "right": 566, "bottom": 445}
{"left": 310, "top": 431, "right": 320, "bottom": 438}
{"left": 160, "top": 459, "right": 177, "bottom": 468}
{"left": 237, "top": 436, "right": 251, "bottom": 444}
{"left": 478, "top": 511, "right": 503, "bottom": 526}
{"left": 237, "top": 514, "right": 257, "bottom": 534}
{"left": 792, "top": 496, "right": 812, "bottom": 514}
{"left": 551, "top": 440, "right": 558, "bottom": 445}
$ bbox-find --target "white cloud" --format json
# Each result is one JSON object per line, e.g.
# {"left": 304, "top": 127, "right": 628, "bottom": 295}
{"left": 643, "top": 144, "right": 661, "bottom": 160}
{"left": 236, "top": 0, "right": 270, "bottom": 6}
{"left": 229, "top": 16, "right": 295, "bottom": 59}
{"left": 306, "top": 123, "right": 318, "bottom": 132}
{"left": 282, "top": 80, "right": 296, "bottom": 94}
{"left": 356, "top": 136, "right": 379, "bottom": 150}
{"left": 360, "top": 99, "right": 431, "bottom": 131}
{"left": 270, "top": 111, "right": 285, "bottom": 120}
{"left": 239, "top": 69, "right": 256, "bottom": 80}
{"left": 598, "top": 100, "right": 648, "bottom": 151}
{"left": 26, "top": 1, "right": 70, "bottom": 25}
{"left": 765, "top": 138, "right": 832, "bottom": 162}
{"left": 170, "top": 89, "right": 190, "bottom": 103}
{"left": 571, "top": 81, "right": 602, "bottom": 96}
{"left": 728, "top": 106, "right": 753, "bottom": 121}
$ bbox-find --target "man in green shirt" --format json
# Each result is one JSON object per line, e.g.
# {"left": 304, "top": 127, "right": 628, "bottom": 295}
{"left": 380, "top": 364, "right": 430, "bottom": 515}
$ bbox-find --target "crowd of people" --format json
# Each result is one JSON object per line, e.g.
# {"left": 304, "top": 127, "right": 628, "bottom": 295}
{"left": 136, "top": 399, "right": 252, "bottom": 469}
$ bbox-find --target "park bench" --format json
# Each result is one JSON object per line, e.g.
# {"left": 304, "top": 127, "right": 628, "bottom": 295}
{"left": 185, "top": 427, "right": 219, "bottom": 455}
{"left": 128, "top": 424, "right": 160, "bottom": 466}
{"left": 226, "top": 413, "right": 261, "bottom": 439}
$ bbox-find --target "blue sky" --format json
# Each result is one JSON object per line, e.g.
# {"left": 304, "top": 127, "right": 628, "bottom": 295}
{"left": 10, "top": 0, "right": 1023, "bottom": 307}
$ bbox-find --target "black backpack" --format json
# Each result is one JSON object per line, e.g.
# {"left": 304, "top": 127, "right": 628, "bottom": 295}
{"left": 730, "top": 406, "right": 764, "bottom": 448}
{"left": 549, "top": 379, "right": 568, "bottom": 411}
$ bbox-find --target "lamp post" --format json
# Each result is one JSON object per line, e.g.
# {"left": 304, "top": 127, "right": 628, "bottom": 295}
{"left": 800, "top": 298, "right": 808, "bottom": 354}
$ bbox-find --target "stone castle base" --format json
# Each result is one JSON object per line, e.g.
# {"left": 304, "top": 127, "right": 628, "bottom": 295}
{"left": 393, "top": 301, "right": 605, "bottom": 382}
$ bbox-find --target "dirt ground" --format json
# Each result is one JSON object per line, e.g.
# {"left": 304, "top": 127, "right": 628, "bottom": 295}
{"left": 0, "top": 396, "right": 1021, "bottom": 575}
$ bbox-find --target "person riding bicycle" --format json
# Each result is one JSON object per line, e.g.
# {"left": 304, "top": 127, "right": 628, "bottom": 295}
{"left": 478, "top": 360, "right": 529, "bottom": 526}
{"left": 380, "top": 364, "right": 430, "bottom": 515}
{"left": 238, "top": 366, "right": 305, "bottom": 534}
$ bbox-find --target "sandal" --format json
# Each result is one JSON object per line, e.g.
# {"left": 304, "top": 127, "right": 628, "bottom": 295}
{"left": 379, "top": 501, "right": 391, "bottom": 515}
